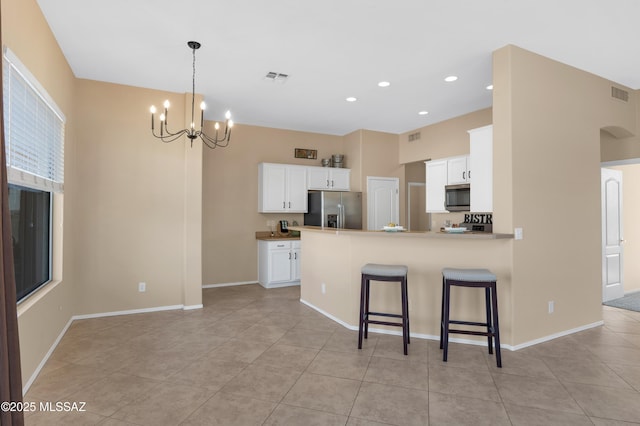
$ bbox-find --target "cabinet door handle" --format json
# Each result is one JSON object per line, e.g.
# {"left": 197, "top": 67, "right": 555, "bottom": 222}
{"left": 294, "top": 253, "right": 298, "bottom": 259}
{"left": 283, "top": 201, "right": 286, "bottom": 208}
{"left": 289, "top": 252, "right": 292, "bottom": 259}
{"left": 326, "top": 179, "right": 330, "bottom": 187}
{"left": 288, "top": 202, "right": 291, "bottom": 208}
{"left": 468, "top": 170, "right": 471, "bottom": 180}
{"left": 463, "top": 171, "right": 466, "bottom": 180}
{"left": 331, "top": 180, "right": 334, "bottom": 187}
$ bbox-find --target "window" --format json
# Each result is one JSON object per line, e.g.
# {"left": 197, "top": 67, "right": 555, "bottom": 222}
{"left": 3, "top": 47, "right": 65, "bottom": 301}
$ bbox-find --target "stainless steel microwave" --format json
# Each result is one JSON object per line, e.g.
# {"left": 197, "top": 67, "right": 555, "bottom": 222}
{"left": 445, "top": 184, "right": 470, "bottom": 212}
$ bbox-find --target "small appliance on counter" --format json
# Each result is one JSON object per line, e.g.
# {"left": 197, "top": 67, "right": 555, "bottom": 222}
{"left": 278, "top": 220, "right": 289, "bottom": 233}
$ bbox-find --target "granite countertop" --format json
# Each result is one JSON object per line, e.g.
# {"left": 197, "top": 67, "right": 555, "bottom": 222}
{"left": 255, "top": 231, "right": 301, "bottom": 241}
{"left": 289, "top": 226, "right": 513, "bottom": 240}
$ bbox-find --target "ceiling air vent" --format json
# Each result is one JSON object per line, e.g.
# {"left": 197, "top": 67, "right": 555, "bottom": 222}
{"left": 408, "top": 132, "right": 421, "bottom": 142}
{"left": 264, "top": 71, "right": 289, "bottom": 83}
{"left": 611, "top": 86, "right": 629, "bottom": 102}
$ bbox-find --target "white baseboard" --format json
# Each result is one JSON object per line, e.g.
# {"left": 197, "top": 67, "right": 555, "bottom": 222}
{"left": 72, "top": 304, "right": 184, "bottom": 320}
{"left": 300, "top": 298, "right": 605, "bottom": 352}
{"left": 183, "top": 304, "right": 203, "bottom": 311}
{"left": 202, "top": 281, "right": 258, "bottom": 289}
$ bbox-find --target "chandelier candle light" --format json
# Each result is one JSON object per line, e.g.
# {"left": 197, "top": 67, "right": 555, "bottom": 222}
{"left": 149, "top": 41, "right": 233, "bottom": 148}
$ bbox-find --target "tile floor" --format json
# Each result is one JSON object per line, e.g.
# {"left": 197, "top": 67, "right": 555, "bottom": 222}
{"left": 23, "top": 284, "right": 640, "bottom": 425}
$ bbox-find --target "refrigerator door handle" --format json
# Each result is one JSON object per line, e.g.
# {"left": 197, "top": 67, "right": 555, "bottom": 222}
{"left": 338, "top": 204, "right": 342, "bottom": 228}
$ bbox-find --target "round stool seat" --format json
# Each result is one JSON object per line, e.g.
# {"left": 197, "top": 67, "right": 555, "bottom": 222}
{"left": 362, "top": 263, "right": 408, "bottom": 277}
{"left": 442, "top": 268, "right": 496, "bottom": 282}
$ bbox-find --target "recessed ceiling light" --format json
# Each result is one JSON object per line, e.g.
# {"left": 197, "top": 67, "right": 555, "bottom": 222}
{"left": 378, "top": 81, "right": 390, "bottom": 87}
{"left": 418, "top": 111, "right": 429, "bottom": 116}
{"left": 346, "top": 97, "right": 357, "bottom": 102}
{"left": 444, "top": 75, "right": 458, "bottom": 82}
{"left": 486, "top": 84, "right": 494, "bottom": 90}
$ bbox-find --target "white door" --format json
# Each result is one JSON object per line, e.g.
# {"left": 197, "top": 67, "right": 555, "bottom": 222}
{"left": 601, "top": 168, "right": 624, "bottom": 302}
{"left": 367, "top": 177, "right": 399, "bottom": 230}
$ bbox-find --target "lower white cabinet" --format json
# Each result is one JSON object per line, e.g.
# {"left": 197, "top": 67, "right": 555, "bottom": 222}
{"left": 258, "top": 240, "right": 301, "bottom": 288}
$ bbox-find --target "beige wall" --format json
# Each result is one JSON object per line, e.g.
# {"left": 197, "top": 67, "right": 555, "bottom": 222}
{"left": 493, "top": 45, "right": 637, "bottom": 345}
{"left": 202, "top": 124, "right": 343, "bottom": 285}
{"left": 398, "top": 108, "right": 492, "bottom": 164}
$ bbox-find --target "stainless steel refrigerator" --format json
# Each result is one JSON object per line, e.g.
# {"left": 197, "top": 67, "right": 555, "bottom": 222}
{"left": 304, "top": 190, "right": 363, "bottom": 229}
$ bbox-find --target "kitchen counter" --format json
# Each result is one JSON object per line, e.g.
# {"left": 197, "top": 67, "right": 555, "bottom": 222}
{"left": 292, "top": 225, "right": 515, "bottom": 348}
{"left": 289, "top": 225, "right": 513, "bottom": 240}
{"left": 255, "top": 231, "right": 300, "bottom": 241}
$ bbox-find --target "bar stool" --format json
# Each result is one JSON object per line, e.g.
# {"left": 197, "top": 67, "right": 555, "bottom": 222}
{"left": 358, "top": 263, "right": 410, "bottom": 355}
{"left": 440, "top": 267, "right": 502, "bottom": 367}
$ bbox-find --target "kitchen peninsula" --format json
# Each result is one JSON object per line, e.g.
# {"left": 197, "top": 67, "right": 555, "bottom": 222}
{"left": 292, "top": 226, "right": 516, "bottom": 347}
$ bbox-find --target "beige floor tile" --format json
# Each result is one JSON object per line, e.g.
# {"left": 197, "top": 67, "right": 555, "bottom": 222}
{"left": 493, "top": 373, "right": 584, "bottom": 414}
{"left": 588, "top": 344, "right": 640, "bottom": 366}
{"left": 588, "top": 416, "right": 640, "bottom": 425}
{"left": 21, "top": 408, "right": 106, "bottom": 425}
{"left": 235, "top": 324, "right": 289, "bottom": 344}
{"left": 277, "top": 327, "right": 333, "bottom": 349}
{"left": 282, "top": 372, "right": 361, "bottom": 416}
{"left": 207, "top": 337, "right": 271, "bottom": 363}
{"left": 429, "top": 392, "right": 511, "bottom": 425}
{"left": 428, "top": 340, "right": 492, "bottom": 371}
{"left": 504, "top": 403, "right": 595, "bottom": 426}
{"left": 259, "top": 312, "right": 303, "bottom": 329}
{"left": 110, "top": 383, "right": 214, "bottom": 425}
{"left": 307, "top": 349, "right": 371, "bottom": 380}
{"left": 203, "top": 318, "right": 256, "bottom": 338}
{"left": 364, "top": 356, "right": 429, "bottom": 390}
{"left": 428, "top": 363, "right": 500, "bottom": 402}
{"left": 322, "top": 329, "right": 377, "bottom": 355}
{"left": 294, "top": 315, "right": 340, "bottom": 333}
{"left": 350, "top": 381, "right": 429, "bottom": 425}
{"left": 542, "top": 356, "right": 633, "bottom": 389}
{"left": 487, "top": 350, "right": 555, "bottom": 380}
{"left": 221, "top": 364, "right": 301, "bottom": 402}
{"left": 565, "top": 381, "right": 640, "bottom": 423}
{"left": 264, "top": 403, "right": 348, "bottom": 426}
{"left": 372, "top": 333, "right": 430, "bottom": 362}
{"left": 166, "top": 356, "right": 248, "bottom": 391}
{"left": 27, "top": 363, "right": 109, "bottom": 401}
{"left": 608, "top": 363, "right": 640, "bottom": 392}
{"left": 66, "top": 372, "right": 161, "bottom": 417}
{"left": 115, "top": 345, "right": 206, "bottom": 380}
{"left": 181, "top": 392, "right": 277, "bottom": 426}
{"left": 253, "top": 343, "right": 319, "bottom": 371}
{"left": 518, "top": 338, "right": 601, "bottom": 363}
{"left": 346, "top": 417, "right": 390, "bottom": 425}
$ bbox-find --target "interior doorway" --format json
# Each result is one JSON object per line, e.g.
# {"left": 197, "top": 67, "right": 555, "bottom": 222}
{"left": 407, "top": 182, "right": 430, "bottom": 231}
{"left": 366, "top": 176, "right": 399, "bottom": 230}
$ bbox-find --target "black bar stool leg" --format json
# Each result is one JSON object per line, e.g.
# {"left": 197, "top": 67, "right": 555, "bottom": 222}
{"left": 439, "top": 276, "right": 445, "bottom": 350}
{"left": 485, "top": 287, "right": 493, "bottom": 354}
{"left": 491, "top": 283, "right": 502, "bottom": 367}
{"left": 358, "top": 274, "right": 365, "bottom": 349}
{"left": 442, "top": 278, "right": 451, "bottom": 362}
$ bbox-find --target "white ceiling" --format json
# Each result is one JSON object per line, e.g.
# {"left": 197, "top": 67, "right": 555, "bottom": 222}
{"left": 36, "top": 0, "right": 640, "bottom": 136}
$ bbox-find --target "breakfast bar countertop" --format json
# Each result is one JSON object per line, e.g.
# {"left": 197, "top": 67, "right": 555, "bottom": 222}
{"left": 289, "top": 226, "right": 513, "bottom": 240}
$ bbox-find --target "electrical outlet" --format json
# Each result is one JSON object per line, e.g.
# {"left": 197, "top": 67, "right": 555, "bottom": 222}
{"left": 321, "top": 283, "right": 326, "bottom": 294}
{"left": 514, "top": 227, "right": 523, "bottom": 240}
{"left": 138, "top": 282, "right": 146, "bottom": 292}
{"left": 548, "top": 300, "right": 554, "bottom": 314}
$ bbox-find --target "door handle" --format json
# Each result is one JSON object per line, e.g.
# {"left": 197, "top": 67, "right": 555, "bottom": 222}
{"left": 463, "top": 171, "right": 466, "bottom": 180}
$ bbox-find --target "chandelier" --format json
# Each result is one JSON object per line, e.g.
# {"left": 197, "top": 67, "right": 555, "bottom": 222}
{"left": 149, "top": 41, "right": 233, "bottom": 148}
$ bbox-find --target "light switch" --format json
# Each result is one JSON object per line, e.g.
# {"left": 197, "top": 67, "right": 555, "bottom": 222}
{"left": 514, "top": 227, "right": 523, "bottom": 240}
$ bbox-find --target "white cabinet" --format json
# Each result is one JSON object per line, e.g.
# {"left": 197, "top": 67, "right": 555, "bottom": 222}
{"left": 258, "top": 163, "right": 307, "bottom": 213}
{"left": 307, "top": 167, "right": 350, "bottom": 191}
{"left": 258, "top": 240, "right": 301, "bottom": 288}
{"left": 447, "top": 156, "right": 470, "bottom": 184}
{"left": 469, "top": 125, "right": 493, "bottom": 212}
{"left": 425, "top": 160, "right": 448, "bottom": 213}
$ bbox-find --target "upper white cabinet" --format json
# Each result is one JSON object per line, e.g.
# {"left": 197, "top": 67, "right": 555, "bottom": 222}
{"left": 425, "top": 160, "right": 448, "bottom": 213}
{"left": 447, "top": 156, "right": 470, "bottom": 184}
{"left": 469, "top": 125, "right": 493, "bottom": 212}
{"left": 258, "top": 163, "right": 308, "bottom": 213}
{"left": 307, "top": 167, "right": 350, "bottom": 191}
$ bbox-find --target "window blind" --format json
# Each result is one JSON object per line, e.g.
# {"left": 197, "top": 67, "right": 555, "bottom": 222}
{"left": 3, "top": 47, "right": 65, "bottom": 193}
